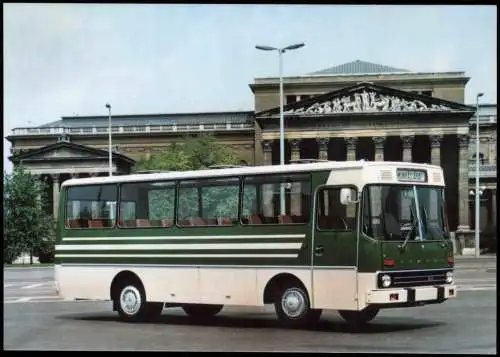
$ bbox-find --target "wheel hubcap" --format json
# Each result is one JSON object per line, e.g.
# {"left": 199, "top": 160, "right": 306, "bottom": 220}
{"left": 120, "top": 286, "right": 141, "bottom": 315}
{"left": 281, "top": 289, "right": 305, "bottom": 318}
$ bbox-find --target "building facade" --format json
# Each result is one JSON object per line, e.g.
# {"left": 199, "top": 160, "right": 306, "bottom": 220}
{"left": 6, "top": 60, "right": 497, "bottom": 253}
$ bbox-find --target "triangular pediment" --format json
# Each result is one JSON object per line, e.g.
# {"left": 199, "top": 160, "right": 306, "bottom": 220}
{"left": 256, "top": 82, "right": 476, "bottom": 117}
{"left": 9, "top": 141, "right": 135, "bottom": 164}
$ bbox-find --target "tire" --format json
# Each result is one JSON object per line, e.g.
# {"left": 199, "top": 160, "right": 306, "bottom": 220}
{"left": 338, "top": 307, "right": 379, "bottom": 327}
{"left": 274, "top": 285, "right": 320, "bottom": 328}
{"left": 182, "top": 304, "right": 223, "bottom": 319}
{"left": 116, "top": 282, "right": 163, "bottom": 322}
{"left": 308, "top": 308, "right": 323, "bottom": 325}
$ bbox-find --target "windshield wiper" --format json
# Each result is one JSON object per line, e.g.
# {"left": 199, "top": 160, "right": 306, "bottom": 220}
{"left": 399, "top": 185, "right": 423, "bottom": 250}
{"left": 399, "top": 216, "right": 417, "bottom": 249}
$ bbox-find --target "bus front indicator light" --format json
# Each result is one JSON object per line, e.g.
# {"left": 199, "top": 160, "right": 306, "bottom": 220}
{"left": 381, "top": 274, "right": 391, "bottom": 288}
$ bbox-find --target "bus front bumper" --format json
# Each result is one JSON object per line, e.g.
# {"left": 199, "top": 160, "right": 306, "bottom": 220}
{"left": 366, "top": 285, "right": 457, "bottom": 306}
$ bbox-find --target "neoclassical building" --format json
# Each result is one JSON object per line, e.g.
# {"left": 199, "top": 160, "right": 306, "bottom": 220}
{"left": 7, "top": 60, "right": 497, "bottom": 253}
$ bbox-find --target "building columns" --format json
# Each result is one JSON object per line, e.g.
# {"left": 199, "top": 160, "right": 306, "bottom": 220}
{"left": 317, "top": 138, "right": 329, "bottom": 161}
{"left": 345, "top": 137, "right": 357, "bottom": 161}
{"left": 401, "top": 135, "right": 414, "bottom": 162}
{"left": 456, "top": 134, "right": 473, "bottom": 253}
{"left": 261, "top": 140, "right": 274, "bottom": 216}
{"left": 373, "top": 136, "right": 385, "bottom": 161}
{"left": 262, "top": 140, "right": 273, "bottom": 166}
{"left": 289, "top": 139, "right": 302, "bottom": 216}
{"left": 430, "top": 134, "right": 443, "bottom": 166}
{"left": 52, "top": 174, "right": 60, "bottom": 219}
{"left": 290, "top": 139, "right": 301, "bottom": 162}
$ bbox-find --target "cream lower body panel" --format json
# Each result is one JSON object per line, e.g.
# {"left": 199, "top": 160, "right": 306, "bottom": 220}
{"left": 55, "top": 265, "right": 314, "bottom": 306}
{"left": 312, "top": 269, "right": 357, "bottom": 310}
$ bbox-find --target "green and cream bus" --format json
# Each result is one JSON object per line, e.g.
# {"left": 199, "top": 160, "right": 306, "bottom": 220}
{"left": 54, "top": 160, "right": 456, "bottom": 327}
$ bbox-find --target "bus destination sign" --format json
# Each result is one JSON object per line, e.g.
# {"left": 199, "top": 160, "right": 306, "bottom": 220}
{"left": 396, "top": 168, "right": 427, "bottom": 182}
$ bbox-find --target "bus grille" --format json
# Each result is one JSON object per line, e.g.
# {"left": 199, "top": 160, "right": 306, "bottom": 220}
{"left": 379, "top": 270, "right": 449, "bottom": 288}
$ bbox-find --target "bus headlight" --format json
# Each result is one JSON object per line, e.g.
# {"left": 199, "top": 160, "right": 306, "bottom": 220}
{"left": 381, "top": 274, "right": 392, "bottom": 288}
{"left": 446, "top": 271, "right": 453, "bottom": 284}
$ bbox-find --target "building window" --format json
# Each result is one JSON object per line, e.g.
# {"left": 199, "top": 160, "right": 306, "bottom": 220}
{"left": 316, "top": 187, "right": 357, "bottom": 231}
{"left": 177, "top": 177, "right": 240, "bottom": 226}
{"left": 65, "top": 185, "right": 118, "bottom": 229}
{"left": 241, "top": 173, "right": 311, "bottom": 225}
{"left": 118, "top": 181, "right": 176, "bottom": 228}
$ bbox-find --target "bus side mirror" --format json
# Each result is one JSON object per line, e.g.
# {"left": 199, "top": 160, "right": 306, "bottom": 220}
{"left": 340, "top": 188, "right": 358, "bottom": 205}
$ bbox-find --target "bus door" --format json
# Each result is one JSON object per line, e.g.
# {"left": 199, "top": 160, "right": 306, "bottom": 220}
{"left": 311, "top": 185, "right": 359, "bottom": 310}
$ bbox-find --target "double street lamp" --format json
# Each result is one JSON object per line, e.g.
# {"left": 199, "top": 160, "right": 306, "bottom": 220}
{"left": 474, "top": 92, "right": 484, "bottom": 257}
{"left": 255, "top": 43, "right": 305, "bottom": 214}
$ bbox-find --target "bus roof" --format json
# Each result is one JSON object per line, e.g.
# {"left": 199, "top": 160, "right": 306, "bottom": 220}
{"left": 61, "top": 160, "right": 443, "bottom": 187}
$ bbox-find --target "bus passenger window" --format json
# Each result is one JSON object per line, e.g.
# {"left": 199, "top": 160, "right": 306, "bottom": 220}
{"left": 119, "top": 181, "right": 175, "bottom": 229}
{"left": 241, "top": 174, "right": 311, "bottom": 225}
{"left": 177, "top": 177, "right": 240, "bottom": 227}
{"left": 65, "top": 184, "right": 118, "bottom": 229}
{"left": 316, "top": 187, "right": 357, "bottom": 231}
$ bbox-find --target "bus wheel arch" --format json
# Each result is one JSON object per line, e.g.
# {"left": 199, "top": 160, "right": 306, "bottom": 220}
{"left": 263, "top": 273, "right": 322, "bottom": 328}
{"left": 263, "top": 273, "right": 310, "bottom": 305}
{"left": 110, "top": 270, "right": 163, "bottom": 322}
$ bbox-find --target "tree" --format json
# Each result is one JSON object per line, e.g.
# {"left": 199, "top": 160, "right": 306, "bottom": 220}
{"left": 134, "top": 134, "right": 241, "bottom": 172}
{"left": 3, "top": 166, "right": 55, "bottom": 264}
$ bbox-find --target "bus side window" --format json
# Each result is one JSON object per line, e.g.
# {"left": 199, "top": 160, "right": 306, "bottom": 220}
{"left": 242, "top": 174, "right": 311, "bottom": 225}
{"left": 177, "top": 177, "right": 240, "bottom": 227}
{"left": 65, "top": 184, "right": 118, "bottom": 229}
{"left": 118, "top": 181, "right": 175, "bottom": 229}
{"left": 317, "top": 187, "right": 356, "bottom": 231}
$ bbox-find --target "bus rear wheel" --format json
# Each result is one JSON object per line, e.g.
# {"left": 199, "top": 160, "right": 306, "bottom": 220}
{"left": 116, "top": 283, "right": 163, "bottom": 322}
{"left": 274, "top": 285, "right": 321, "bottom": 328}
{"left": 182, "top": 304, "right": 223, "bottom": 319}
{"left": 338, "top": 307, "right": 379, "bottom": 326}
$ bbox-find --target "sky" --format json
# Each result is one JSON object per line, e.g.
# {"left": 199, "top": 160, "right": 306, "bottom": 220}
{"left": 3, "top": 4, "right": 497, "bottom": 173}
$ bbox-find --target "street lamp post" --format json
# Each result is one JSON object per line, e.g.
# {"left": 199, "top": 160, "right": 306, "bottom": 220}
{"left": 255, "top": 42, "right": 305, "bottom": 215}
{"left": 105, "top": 103, "right": 112, "bottom": 176}
{"left": 474, "top": 92, "right": 484, "bottom": 257}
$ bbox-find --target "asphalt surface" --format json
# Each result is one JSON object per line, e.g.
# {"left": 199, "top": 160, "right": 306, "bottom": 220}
{"left": 3, "top": 258, "right": 497, "bottom": 353}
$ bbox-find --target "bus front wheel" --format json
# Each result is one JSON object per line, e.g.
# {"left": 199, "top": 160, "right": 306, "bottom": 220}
{"left": 275, "top": 285, "right": 321, "bottom": 328}
{"left": 116, "top": 283, "right": 163, "bottom": 322}
{"left": 182, "top": 304, "right": 223, "bottom": 319}
{"left": 338, "top": 307, "right": 379, "bottom": 326}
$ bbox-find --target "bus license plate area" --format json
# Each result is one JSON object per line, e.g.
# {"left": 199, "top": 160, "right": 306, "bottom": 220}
{"left": 366, "top": 285, "right": 456, "bottom": 304}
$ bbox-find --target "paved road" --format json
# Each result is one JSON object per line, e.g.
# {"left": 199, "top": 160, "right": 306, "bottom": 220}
{"left": 3, "top": 261, "right": 497, "bottom": 352}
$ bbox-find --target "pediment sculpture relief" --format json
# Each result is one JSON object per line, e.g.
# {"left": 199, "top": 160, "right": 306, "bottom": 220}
{"left": 285, "top": 90, "right": 451, "bottom": 114}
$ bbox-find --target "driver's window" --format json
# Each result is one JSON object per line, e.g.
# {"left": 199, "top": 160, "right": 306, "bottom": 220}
{"left": 317, "top": 187, "right": 357, "bottom": 231}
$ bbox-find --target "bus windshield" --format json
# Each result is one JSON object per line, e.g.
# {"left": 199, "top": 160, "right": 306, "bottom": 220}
{"left": 362, "top": 185, "right": 447, "bottom": 241}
